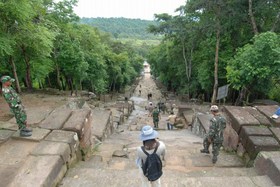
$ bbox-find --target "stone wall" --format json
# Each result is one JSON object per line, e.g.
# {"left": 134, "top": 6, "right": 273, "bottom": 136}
{"left": 192, "top": 105, "right": 280, "bottom": 162}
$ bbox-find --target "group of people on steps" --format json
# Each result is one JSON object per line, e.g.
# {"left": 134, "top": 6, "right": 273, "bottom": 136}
{"left": 1, "top": 75, "right": 227, "bottom": 187}
{"left": 138, "top": 96, "right": 226, "bottom": 187}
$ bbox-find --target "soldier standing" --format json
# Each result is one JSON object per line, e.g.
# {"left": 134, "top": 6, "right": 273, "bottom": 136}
{"left": 1, "top": 76, "right": 32, "bottom": 137}
{"left": 200, "top": 105, "right": 226, "bottom": 163}
{"left": 152, "top": 106, "right": 160, "bottom": 128}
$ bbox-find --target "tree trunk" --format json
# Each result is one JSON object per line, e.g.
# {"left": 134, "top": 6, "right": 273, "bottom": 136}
{"left": 25, "top": 60, "right": 32, "bottom": 91}
{"left": 248, "top": 0, "right": 259, "bottom": 35}
{"left": 182, "top": 41, "right": 192, "bottom": 100}
{"left": 68, "top": 77, "right": 74, "bottom": 96}
{"left": 8, "top": 56, "right": 21, "bottom": 93}
{"left": 56, "top": 63, "right": 62, "bottom": 90}
{"left": 235, "top": 87, "right": 246, "bottom": 106}
{"left": 20, "top": 46, "right": 33, "bottom": 91}
{"left": 211, "top": 25, "right": 221, "bottom": 104}
{"left": 47, "top": 75, "right": 52, "bottom": 87}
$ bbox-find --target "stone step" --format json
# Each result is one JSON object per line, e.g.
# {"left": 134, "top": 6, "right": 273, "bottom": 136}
{"left": 60, "top": 168, "right": 275, "bottom": 187}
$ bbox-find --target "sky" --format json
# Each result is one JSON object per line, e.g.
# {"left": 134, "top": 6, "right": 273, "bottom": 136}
{"left": 73, "top": 0, "right": 187, "bottom": 20}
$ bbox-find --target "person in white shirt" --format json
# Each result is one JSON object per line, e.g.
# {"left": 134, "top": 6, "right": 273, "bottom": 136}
{"left": 136, "top": 125, "right": 166, "bottom": 187}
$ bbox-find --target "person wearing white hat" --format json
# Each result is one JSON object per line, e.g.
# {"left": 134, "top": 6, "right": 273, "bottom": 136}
{"left": 200, "top": 105, "right": 226, "bottom": 164}
{"left": 136, "top": 125, "right": 166, "bottom": 187}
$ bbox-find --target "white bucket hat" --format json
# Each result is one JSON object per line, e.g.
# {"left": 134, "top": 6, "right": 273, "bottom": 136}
{"left": 139, "top": 125, "right": 158, "bottom": 141}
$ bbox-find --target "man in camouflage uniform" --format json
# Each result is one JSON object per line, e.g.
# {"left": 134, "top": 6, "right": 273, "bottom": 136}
{"left": 1, "top": 76, "right": 32, "bottom": 137}
{"left": 152, "top": 106, "right": 160, "bottom": 128}
{"left": 200, "top": 105, "right": 226, "bottom": 163}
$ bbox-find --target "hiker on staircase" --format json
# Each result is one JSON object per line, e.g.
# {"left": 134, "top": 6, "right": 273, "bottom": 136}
{"left": 152, "top": 106, "right": 160, "bottom": 128}
{"left": 200, "top": 105, "right": 226, "bottom": 164}
{"left": 136, "top": 125, "right": 166, "bottom": 187}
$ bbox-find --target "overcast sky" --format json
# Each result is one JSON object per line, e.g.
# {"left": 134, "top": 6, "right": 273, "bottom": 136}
{"left": 73, "top": 0, "right": 187, "bottom": 20}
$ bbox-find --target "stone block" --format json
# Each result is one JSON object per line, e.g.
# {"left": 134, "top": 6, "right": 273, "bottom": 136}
{"left": 266, "top": 157, "right": 280, "bottom": 185}
{"left": 0, "top": 166, "right": 21, "bottom": 187}
{"left": 196, "top": 114, "right": 212, "bottom": 133}
{"left": 255, "top": 105, "right": 280, "bottom": 127}
{"left": 270, "top": 127, "right": 280, "bottom": 143}
{"left": 223, "top": 124, "right": 239, "bottom": 151}
{"left": 45, "top": 130, "right": 79, "bottom": 155}
{"left": 12, "top": 128, "right": 51, "bottom": 142}
{"left": 31, "top": 141, "right": 71, "bottom": 164}
{"left": 80, "top": 116, "right": 92, "bottom": 150}
{"left": 91, "top": 108, "right": 112, "bottom": 141}
{"left": 0, "top": 139, "right": 38, "bottom": 166}
{"left": 239, "top": 126, "right": 273, "bottom": 148}
{"left": 40, "top": 106, "right": 72, "bottom": 130}
{"left": 9, "top": 107, "right": 52, "bottom": 125}
{"left": 62, "top": 109, "right": 91, "bottom": 139}
{"left": 191, "top": 114, "right": 211, "bottom": 138}
{"left": 0, "top": 129, "right": 15, "bottom": 141}
{"left": 182, "top": 110, "right": 194, "bottom": 126}
{"left": 8, "top": 155, "right": 66, "bottom": 187}
{"left": 243, "top": 107, "right": 272, "bottom": 127}
{"left": 0, "top": 121, "right": 18, "bottom": 131}
{"left": 177, "top": 105, "right": 192, "bottom": 117}
{"left": 254, "top": 151, "right": 280, "bottom": 186}
{"left": 246, "top": 136, "right": 280, "bottom": 159}
{"left": 223, "top": 106, "right": 260, "bottom": 134}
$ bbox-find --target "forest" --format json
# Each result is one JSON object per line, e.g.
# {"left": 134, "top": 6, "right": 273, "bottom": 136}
{"left": 147, "top": 0, "right": 280, "bottom": 104}
{"left": 0, "top": 0, "right": 145, "bottom": 95}
{"left": 80, "top": 17, "right": 160, "bottom": 40}
{"left": 0, "top": 0, "right": 280, "bottom": 105}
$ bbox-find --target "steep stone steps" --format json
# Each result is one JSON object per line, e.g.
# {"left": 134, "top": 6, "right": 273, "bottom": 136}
{"left": 59, "top": 70, "right": 276, "bottom": 186}
{"left": 60, "top": 128, "right": 275, "bottom": 187}
{"left": 60, "top": 167, "right": 274, "bottom": 187}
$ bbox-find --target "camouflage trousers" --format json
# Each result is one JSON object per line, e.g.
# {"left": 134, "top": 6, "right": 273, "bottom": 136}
{"left": 153, "top": 118, "right": 159, "bottom": 128}
{"left": 11, "top": 104, "right": 27, "bottom": 130}
{"left": 202, "top": 137, "right": 223, "bottom": 157}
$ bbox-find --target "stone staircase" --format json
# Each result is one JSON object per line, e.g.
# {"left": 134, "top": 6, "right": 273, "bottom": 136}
{"left": 59, "top": 71, "right": 278, "bottom": 187}
{"left": 60, "top": 113, "right": 276, "bottom": 187}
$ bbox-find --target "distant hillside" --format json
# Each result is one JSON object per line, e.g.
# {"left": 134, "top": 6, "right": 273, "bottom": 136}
{"left": 79, "top": 17, "right": 160, "bottom": 40}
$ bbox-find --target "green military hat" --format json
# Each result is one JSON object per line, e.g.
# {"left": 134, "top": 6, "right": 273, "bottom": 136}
{"left": 1, "top": 76, "right": 15, "bottom": 83}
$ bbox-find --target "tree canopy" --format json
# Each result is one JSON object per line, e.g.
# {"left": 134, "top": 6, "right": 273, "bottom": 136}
{"left": 0, "top": 0, "right": 144, "bottom": 95}
{"left": 147, "top": 0, "right": 280, "bottom": 104}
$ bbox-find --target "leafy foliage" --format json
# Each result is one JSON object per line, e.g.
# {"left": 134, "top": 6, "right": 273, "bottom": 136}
{"left": 147, "top": 0, "right": 280, "bottom": 104}
{"left": 80, "top": 17, "right": 160, "bottom": 40}
{"left": 227, "top": 32, "right": 280, "bottom": 94}
{"left": 0, "top": 0, "right": 145, "bottom": 95}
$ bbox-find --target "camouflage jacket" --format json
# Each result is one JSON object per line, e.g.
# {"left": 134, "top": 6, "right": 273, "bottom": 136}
{"left": 152, "top": 109, "right": 160, "bottom": 120}
{"left": 2, "top": 86, "right": 21, "bottom": 109}
{"left": 208, "top": 114, "right": 226, "bottom": 142}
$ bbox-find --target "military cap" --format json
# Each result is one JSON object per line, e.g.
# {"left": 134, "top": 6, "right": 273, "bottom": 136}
{"left": 1, "top": 76, "right": 15, "bottom": 83}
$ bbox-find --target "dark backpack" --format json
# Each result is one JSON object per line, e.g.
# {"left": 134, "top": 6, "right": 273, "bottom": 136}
{"left": 141, "top": 143, "right": 163, "bottom": 181}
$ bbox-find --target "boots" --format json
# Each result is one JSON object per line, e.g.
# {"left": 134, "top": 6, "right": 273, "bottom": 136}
{"left": 212, "top": 156, "right": 217, "bottom": 164}
{"left": 200, "top": 149, "right": 210, "bottom": 154}
{"left": 20, "top": 130, "right": 32, "bottom": 137}
{"left": 21, "top": 127, "right": 32, "bottom": 132}
{"left": 20, "top": 126, "right": 32, "bottom": 137}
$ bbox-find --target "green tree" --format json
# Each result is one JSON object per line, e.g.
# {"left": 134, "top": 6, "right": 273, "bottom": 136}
{"left": 227, "top": 32, "right": 280, "bottom": 104}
